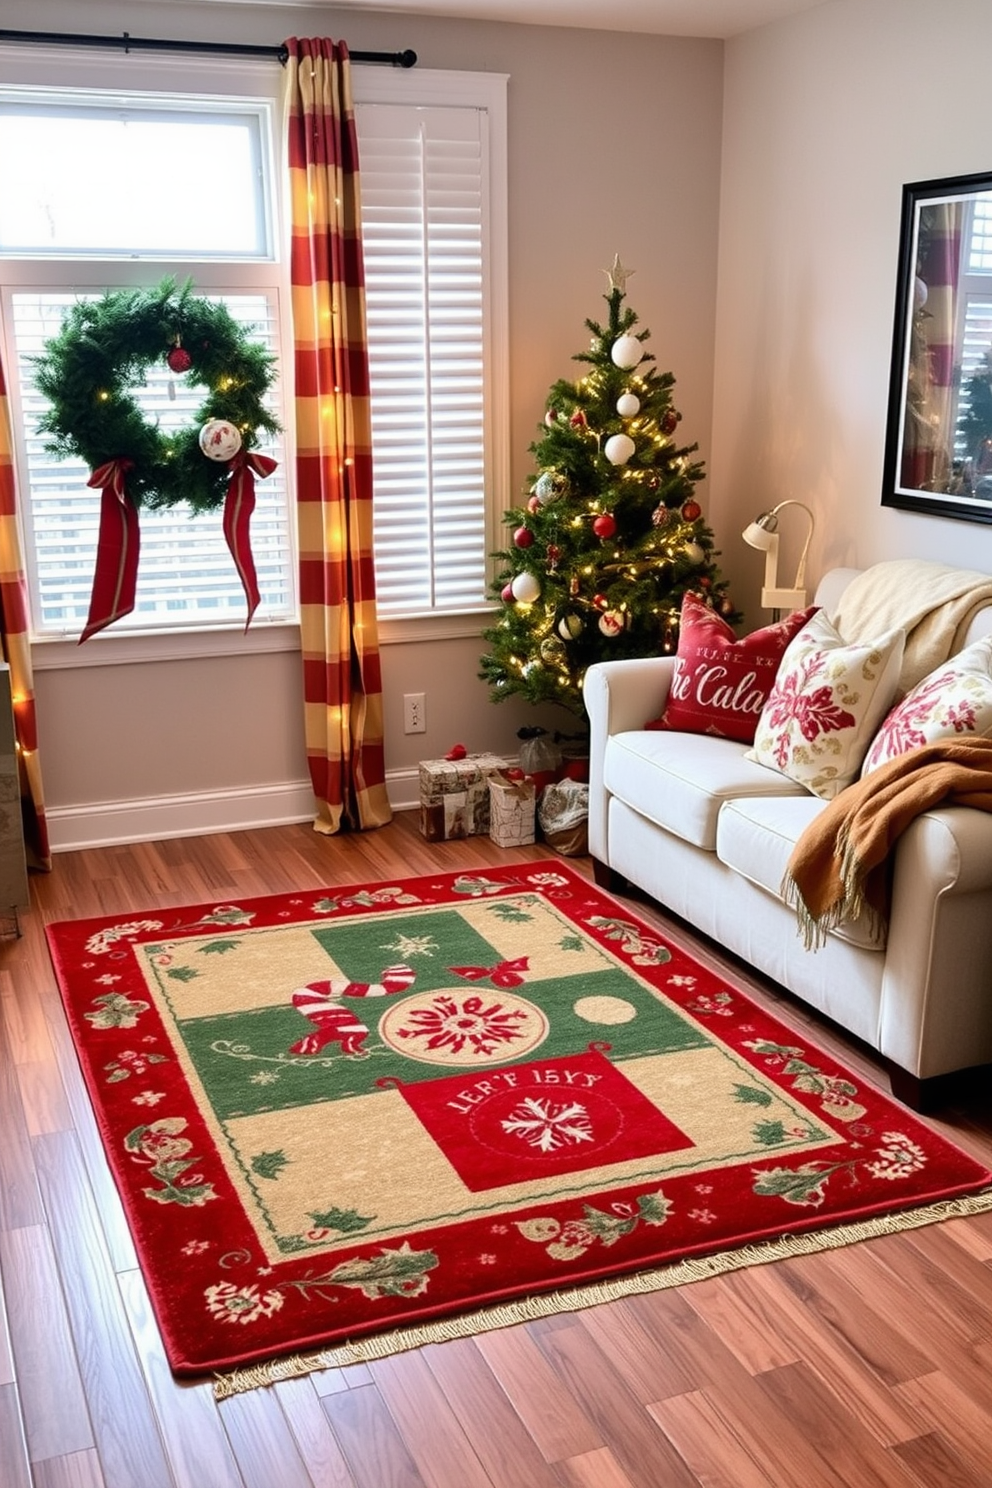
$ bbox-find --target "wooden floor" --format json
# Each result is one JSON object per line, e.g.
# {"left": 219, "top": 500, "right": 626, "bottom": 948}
{"left": 2, "top": 813, "right": 992, "bottom": 1488}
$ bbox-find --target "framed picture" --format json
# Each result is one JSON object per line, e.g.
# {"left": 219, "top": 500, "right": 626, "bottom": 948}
{"left": 882, "top": 170, "right": 992, "bottom": 525}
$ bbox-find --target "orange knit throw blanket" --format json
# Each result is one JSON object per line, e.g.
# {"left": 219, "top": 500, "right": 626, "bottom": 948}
{"left": 781, "top": 737, "right": 992, "bottom": 949}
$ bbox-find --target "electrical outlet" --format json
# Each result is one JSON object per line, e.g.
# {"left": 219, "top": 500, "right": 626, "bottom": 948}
{"left": 403, "top": 692, "right": 426, "bottom": 734}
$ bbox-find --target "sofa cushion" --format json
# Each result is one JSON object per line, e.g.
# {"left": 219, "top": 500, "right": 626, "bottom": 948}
{"left": 603, "top": 729, "right": 808, "bottom": 852}
{"left": 862, "top": 634, "right": 992, "bottom": 774}
{"left": 716, "top": 795, "right": 886, "bottom": 950}
{"left": 645, "top": 595, "right": 818, "bottom": 744}
{"left": 747, "top": 610, "right": 905, "bottom": 799}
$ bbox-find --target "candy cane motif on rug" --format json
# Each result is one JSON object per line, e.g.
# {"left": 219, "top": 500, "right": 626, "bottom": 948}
{"left": 289, "top": 965, "right": 416, "bottom": 1058}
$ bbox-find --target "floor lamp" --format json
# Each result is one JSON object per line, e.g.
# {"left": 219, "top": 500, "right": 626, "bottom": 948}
{"left": 741, "top": 500, "right": 815, "bottom": 616}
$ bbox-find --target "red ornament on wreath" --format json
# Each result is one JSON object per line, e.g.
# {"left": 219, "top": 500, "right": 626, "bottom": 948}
{"left": 592, "top": 513, "right": 617, "bottom": 540}
{"left": 513, "top": 526, "right": 534, "bottom": 548}
{"left": 167, "top": 345, "right": 192, "bottom": 373}
{"left": 680, "top": 499, "right": 702, "bottom": 522}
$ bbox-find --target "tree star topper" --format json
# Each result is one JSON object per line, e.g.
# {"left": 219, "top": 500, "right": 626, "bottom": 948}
{"left": 604, "top": 255, "right": 635, "bottom": 293}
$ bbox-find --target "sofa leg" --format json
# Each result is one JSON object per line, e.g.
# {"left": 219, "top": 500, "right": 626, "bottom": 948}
{"left": 886, "top": 1066, "right": 934, "bottom": 1112}
{"left": 592, "top": 857, "right": 628, "bottom": 894}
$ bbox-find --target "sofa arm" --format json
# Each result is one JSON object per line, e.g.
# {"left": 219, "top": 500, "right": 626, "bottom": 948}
{"left": 881, "top": 805, "right": 992, "bottom": 1078}
{"left": 583, "top": 656, "right": 676, "bottom": 864}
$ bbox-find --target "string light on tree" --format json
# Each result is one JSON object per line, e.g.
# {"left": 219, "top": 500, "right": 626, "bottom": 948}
{"left": 480, "top": 260, "right": 739, "bottom": 716}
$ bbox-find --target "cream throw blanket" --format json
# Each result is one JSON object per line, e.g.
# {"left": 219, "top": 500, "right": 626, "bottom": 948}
{"left": 832, "top": 558, "right": 992, "bottom": 693}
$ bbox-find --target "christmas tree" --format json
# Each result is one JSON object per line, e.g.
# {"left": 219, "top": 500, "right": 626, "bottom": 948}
{"left": 480, "top": 259, "right": 739, "bottom": 717}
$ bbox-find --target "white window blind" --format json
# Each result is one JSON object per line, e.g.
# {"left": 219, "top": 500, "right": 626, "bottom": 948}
{"left": 356, "top": 86, "right": 506, "bottom": 619}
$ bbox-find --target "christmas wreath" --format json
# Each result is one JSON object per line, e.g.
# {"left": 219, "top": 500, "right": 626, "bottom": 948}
{"left": 32, "top": 277, "right": 281, "bottom": 642}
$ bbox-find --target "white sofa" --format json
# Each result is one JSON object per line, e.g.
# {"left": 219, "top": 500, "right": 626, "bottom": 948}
{"left": 583, "top": 567, "right": 992, "bottom": 1111}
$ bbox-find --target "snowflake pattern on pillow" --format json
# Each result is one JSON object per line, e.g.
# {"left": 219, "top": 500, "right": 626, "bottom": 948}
{"left": 747, "top": 610, "right": 905, "bottom": 799}
{"left": 861, "top": 634, "right": 992, "bottom": 775}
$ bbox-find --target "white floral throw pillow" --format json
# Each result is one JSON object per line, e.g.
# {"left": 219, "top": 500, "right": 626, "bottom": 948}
{"left": 747, "top": 610, "right": 905, "bottom": 799}
{"left": 861, "top": 634, "right": 992, "bottom": 776}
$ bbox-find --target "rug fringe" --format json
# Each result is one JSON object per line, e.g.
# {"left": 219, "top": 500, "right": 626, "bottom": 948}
{"left": 212, "top": 1185, "right": 992, "bottom": 1398}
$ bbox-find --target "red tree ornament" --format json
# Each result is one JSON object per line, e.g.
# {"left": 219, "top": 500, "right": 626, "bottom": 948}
{"left": 592, "top": 513, "right": 617, "bottom": 540}
{"left": 513, "top": 526, "right": 535, "bottom": 548}
{"left": 681, "top": 499, "right": 702, "bottom": 522}
{"left": 570, "top": 408, "right": 588, "bottom": 430}
{"left": 661, "top": 409, "right": 680, "bottom": 436}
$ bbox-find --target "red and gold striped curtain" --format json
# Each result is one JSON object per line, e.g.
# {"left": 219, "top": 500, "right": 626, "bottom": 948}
{"left": 0, "top": 356, "right": 49, "bottom": 870}
{"left": 284, "top": 38, "right": 391, "bottom": 835}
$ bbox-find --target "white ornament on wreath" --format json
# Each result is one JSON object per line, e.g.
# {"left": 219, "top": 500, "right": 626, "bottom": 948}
{"left": 511, "top": 570, "right": 541, "bottom": 604}
{"left": 199, "top": 419, "right": 243, "bottom": 462}
{"left": 604, "top": 433, "right": 636, "bottom": 466}
{"left": 616, "top": 391, "right": 640, "bottom": 417}
{"left": 610, "top": 334, "right": 642, "bottom": 370}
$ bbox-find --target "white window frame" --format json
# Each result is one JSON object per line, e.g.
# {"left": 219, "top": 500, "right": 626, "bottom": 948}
{"left": 351, "top": 67, "right": 509, "bottom": 644}
{"left": 0, "top": 44, "right": 298, "bottom": 672}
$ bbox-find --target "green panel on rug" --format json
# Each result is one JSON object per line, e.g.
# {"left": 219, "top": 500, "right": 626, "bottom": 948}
{"left": 177, "top": 966, "right": 710, "bottom": 1122}
{"left": 309, "top": 908, "right": 507, "bottom": 989}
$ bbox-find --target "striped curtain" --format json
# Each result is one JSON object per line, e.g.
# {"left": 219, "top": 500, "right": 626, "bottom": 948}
{"left": 284, "top": 38, "right": 392, "bottom": 835}
{"left": 0, "top": 356, "right": 50, "bottom": 870}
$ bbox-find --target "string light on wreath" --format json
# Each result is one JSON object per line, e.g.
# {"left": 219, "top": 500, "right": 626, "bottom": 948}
{"left": 32, "top": 276, "right": 280, "bottom": 643}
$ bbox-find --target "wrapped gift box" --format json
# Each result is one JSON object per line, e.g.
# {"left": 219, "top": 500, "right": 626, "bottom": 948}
{"left": 488, "top": 770, "right": 537, "bottom": 848}
{"left": 418, "top": 753, "right": 515, "bottom": 841}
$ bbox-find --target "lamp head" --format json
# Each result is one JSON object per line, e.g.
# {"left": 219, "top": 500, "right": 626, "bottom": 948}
{"left": 741, "top": 510, "right": 779, "bottom": 551}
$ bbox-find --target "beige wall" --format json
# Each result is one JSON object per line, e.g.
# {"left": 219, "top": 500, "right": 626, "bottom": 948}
{"left": 712, "top": 0, "right": 992, "bottom": 621}
{"left": 6, "top": 0, "right": 725, "bottom": 847}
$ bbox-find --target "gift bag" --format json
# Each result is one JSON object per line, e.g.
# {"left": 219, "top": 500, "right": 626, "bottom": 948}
{"left": 488, "top": 771, "right": 537, "bottom": 847}
{"left": 537, "top": 778, "right": 589, "bottom": 856}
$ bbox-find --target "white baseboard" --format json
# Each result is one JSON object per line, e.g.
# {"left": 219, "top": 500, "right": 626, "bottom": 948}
{"left": 47, "top": 770, "right": 422, "bottom": 853}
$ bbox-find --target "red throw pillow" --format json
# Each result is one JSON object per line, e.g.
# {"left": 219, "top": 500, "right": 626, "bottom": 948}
{"left": 646, "top": 595, "right": 819, "bottom": 744}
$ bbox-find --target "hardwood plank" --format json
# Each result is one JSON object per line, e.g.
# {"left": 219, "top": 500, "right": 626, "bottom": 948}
{"left": 534, "top": 1314, "right": 699, "bottom": 1488}
{"left": 680, "top": 1271, "right": 800, "bottom": 1376}
{"left": 321, "top": 1382, "right": 428, "bottom": 1488}
{"left": 0, "top": 1380, "right": 32, "bottom": 1488}
{"left": 16, "top": 1058, "right": 73, "bottom": 1137}
{"left": 32, "top": 1131, "right": 174, "bottom": 1488}
{"left": 893, "top": 1370, "right": 992, "bottom": 1476}
{"left": 423, "top": 1338, "right": 565, "bottom": 1488}
{"left": 474, "top": 1323, "right": 602, "bottom": 1462}
{"left": 0, "top": 1224, "right": 93, "bottom": 1462}
{"left": 938, "top": 1214, "right": 992, "bottom": 1263}
{"left": 755, "top": 1360, "right": 917, "bottom": 1488}
{"left": 370, "top": 1349, "right": 494, "bottom": 1488}
{"left": 892, "top": 1429, "right": 991, "bottom": 1488}
{"left": 647, "top": 1389, "right": 782, "bottom": 1488}
{"left": 220, "top": 1384, "right": 315, "bottom": 1488}
{"left": 32, "top": 1450, "right": 107, "bottom": 1488}
{"left": 275, "top": 1375, "right": 357, "bottom": 1488}
{"left": 710, "top": 1260, "right": 922, "bottom": 1445}
{"left": 0, "top": 1014, "right": 44, "bottom": 1230}
{"left": 555, "top": 1445, "right": 638, "bottom": 1488}
{"left": 576, "top": 1297, "right": 706, "bottom": 1404}
{"left": 118, "top": 1265, "right": 244, "bottom": 1488}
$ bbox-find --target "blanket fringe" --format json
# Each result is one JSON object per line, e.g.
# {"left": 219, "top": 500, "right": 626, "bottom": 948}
{"left": 780, "top": 816, "right": 887, "bottom": 951}
{"left": 212, "top": 1186, "right": 992, "bottom": 1398}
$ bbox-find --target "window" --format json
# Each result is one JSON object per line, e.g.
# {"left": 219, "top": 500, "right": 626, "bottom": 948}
{"left": 353, "top": 69, "right": 508, "bottom": 626}
{"left": 0, "top": 49, "right": 293, "bottom": 647}
{"left": 0, "top": 50, "right": 507, "bottom": 650}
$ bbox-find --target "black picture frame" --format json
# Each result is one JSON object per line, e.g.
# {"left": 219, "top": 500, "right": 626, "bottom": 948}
{"left": 882, "top": 169, "right": 992, "bottom": 526}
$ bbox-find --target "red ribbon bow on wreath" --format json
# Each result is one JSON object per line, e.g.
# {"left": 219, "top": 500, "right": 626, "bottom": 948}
{"left": 80, "top": 451, "right": 278, "bottom": 644}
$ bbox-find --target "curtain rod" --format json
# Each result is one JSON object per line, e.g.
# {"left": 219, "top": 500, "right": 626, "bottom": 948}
{"left": 0, "top": 28, "right": 417, "bottom": 68}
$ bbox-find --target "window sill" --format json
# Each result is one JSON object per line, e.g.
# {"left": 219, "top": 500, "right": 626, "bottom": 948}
{"left": 30, "top": 620, "right": 302, "bottom": 671}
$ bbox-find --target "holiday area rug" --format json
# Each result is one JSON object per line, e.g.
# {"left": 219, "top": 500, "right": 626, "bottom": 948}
{"left": 46, "top": 862, "right": 992, "bottom": 1393}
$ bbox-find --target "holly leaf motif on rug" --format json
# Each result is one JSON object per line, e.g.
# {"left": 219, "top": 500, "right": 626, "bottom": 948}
{"left": 733, "top": 1083, "right": 774, "bottom": 1107}
{"left": 250, "top": 1150, "right": 289, "bottom": 1181}
{"left": 285, "top": 1243, "right": 439, "bottom": 1302}
{"left": 200, "top": 939, "right": 242, "bottom": 956}
{"left": 307, "top": 1207, "right": 375, "bottom": 1235}
{"left": 753, "top": 1161, "right": 849, "bottom": 1207}
{"left": 124, "top": 1118, "right": 218, "bottom": 1208}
